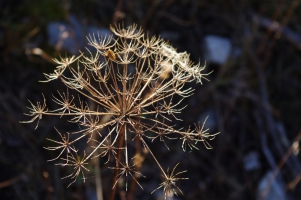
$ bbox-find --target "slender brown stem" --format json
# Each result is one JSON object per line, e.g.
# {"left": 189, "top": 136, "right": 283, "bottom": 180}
{"left": 110, "top": 124, "right": 125, "bottom": 200}
{"left": 127, "top": 136, "right": 142, "bottom": 200}
{"left": 0, "top": 173, "right": 25, "bottom": 188}
{"left": 93, "top": 149, "right": 104, "bottom": 200}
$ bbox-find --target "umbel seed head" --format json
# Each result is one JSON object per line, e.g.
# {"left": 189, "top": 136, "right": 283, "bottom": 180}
{"left": 21, "top": 23, "right": 219, "bottom": 198}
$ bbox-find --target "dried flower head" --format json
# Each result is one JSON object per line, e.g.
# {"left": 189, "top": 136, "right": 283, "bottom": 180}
{"left": 22, "top": 23, "right": 219, "bottom": 198}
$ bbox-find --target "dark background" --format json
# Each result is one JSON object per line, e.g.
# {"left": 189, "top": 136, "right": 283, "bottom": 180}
{"left": 1, "top": 0, "right": 301, "bottom": 199}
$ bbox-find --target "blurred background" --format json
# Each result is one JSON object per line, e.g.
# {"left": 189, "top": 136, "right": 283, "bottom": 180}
{"left": 1, "top": 0, "right": 301, "bottom": 199}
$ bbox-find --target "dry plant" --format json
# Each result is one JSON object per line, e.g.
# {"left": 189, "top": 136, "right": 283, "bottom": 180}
{"left": 21, "top": 23, "right": 219, "bottom": 199}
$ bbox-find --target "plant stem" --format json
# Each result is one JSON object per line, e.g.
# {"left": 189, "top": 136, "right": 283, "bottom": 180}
{"left": 127, "top": 136, "right": 142, "bottom": 200}
{"left": 109, "top": 124, "right": 125, "bottom": 200}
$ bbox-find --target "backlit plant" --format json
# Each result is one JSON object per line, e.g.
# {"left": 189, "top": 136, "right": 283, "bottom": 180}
{"left": 21, "top": 24, "right": 219, "bottom": 199}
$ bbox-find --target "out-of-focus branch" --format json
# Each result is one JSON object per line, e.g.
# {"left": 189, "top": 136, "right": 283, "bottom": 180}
{"left": 252, "top": 1, "right": 301, "bottom": 52}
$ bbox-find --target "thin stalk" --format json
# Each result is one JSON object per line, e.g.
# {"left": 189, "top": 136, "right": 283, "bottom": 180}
{"left": 140, "top": 137, "right": 167, "bottom": 177}
{"left": 93, "top": 144, "right": 104, "bottom": 200}
{"left": 127, "top": 135, "right": 142, "bottom": 200}
{"left": 109, "top": 124, "right": 125, "bottom": 200}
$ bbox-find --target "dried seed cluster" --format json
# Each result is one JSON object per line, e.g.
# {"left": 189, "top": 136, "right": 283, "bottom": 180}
{"left": 22, "top": 24, "right": 219, "bottom": 198}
